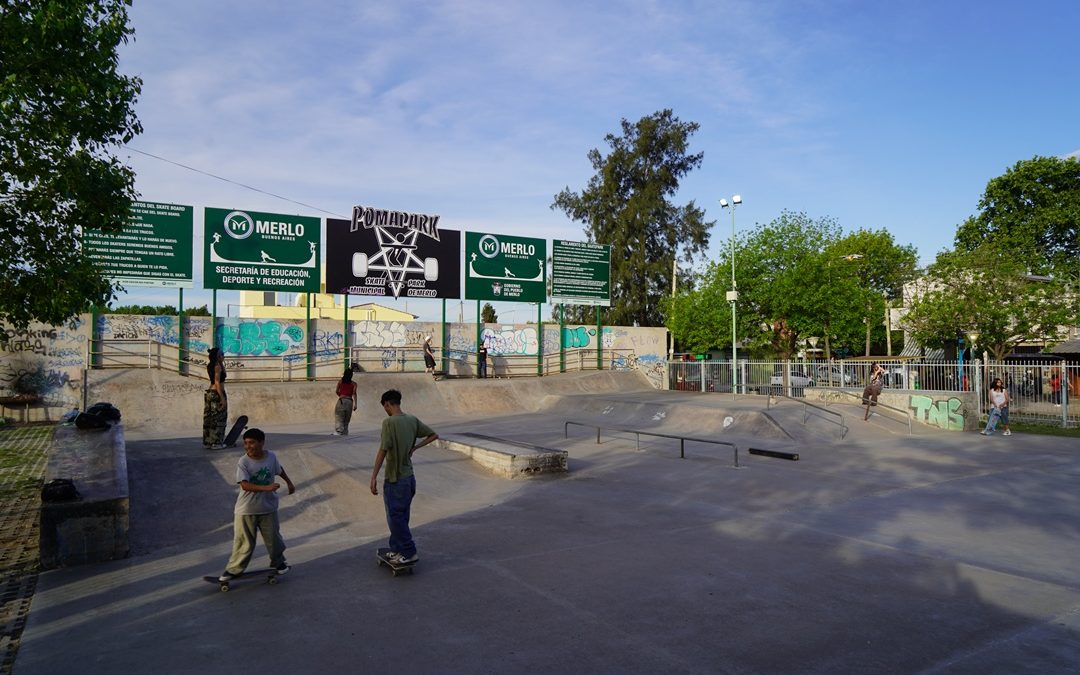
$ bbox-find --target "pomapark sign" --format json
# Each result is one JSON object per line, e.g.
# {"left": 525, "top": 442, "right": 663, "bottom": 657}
{"left": 325, "top": 206, "right": 461, "bottom": 299}
{"left": 203, "top": 207, "right": 321, "bottom": 293}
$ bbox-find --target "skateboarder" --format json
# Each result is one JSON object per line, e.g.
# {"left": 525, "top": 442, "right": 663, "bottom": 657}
{"left": 369, "top": 389, "right": 438, "bottom": 565}
{"left": 203, "top": 347, "right": 228, "bottom": 449}
{"left": 980, "top": 377, "right": 1012, "bottom": 436}
{"left": 862, "top": 362, "right": 885, "bottom": 421}
{"left": 423, "top": 336, "right": 437, "bottom": 379}
{"left": 218, "top": 428, "right": 296, "bottom": 583}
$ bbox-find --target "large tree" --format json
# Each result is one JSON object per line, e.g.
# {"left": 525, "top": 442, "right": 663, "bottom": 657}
{"left": 552, "top": 109, "right": 712, "bottom": 327}
{"left": 0, "top": 0, "right": 142, "bottom": 335}
{"left": 904, "top": 244, "right": 1078, "bottom": 360}
{"left": 955, "top": 155, "right": 1080, "bottom": 278}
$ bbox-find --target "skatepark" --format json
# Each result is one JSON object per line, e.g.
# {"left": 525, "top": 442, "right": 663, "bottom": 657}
{"left": 14, "top": 370, "right": 1080, "bottom": 673}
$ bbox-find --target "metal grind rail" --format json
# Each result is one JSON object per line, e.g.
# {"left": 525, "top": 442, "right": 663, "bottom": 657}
{"left": 826, "top": 389, "right": 913, "bottom": 435}
{"left": 766, "top": 394, "right": 848, "bottom": 439}
{"left": 564, "top": 420, "right": 741, "bottom": 468}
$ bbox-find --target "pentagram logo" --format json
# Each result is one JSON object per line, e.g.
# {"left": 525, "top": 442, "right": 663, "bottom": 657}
{"left": 223, "top": 211, "right": 255, "bottom": 240}
{"left": 351, "top": 227, "right": 439, "bottom": 298}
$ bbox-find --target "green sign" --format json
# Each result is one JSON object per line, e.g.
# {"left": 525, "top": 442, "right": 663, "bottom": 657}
{"left": 84, "top": 201, "right": 194, "bottom": 288}
{"left": 464, "top": 232, "right": 547, "bottom": 302}
{"left": 551, "top": 240, "right": 610, "bottom": 306}
{"left": 203, "top": 208, "right": 321, "bottom": 292}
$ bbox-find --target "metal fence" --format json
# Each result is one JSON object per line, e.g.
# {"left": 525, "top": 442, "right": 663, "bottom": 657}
{"left": 668, "top": 357, "right": 1076, "bottom": 428}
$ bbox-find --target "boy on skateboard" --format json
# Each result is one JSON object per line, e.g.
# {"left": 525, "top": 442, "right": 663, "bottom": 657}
{"left": 218, "top": 428, "right": 296, "bottom": 583}
{"left": 369, "top": 389, "right": 438, "bottom": 565}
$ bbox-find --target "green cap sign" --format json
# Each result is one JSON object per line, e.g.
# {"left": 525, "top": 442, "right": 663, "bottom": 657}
{"left": 464, "top": 232, "right": 547, "bottom": 302}
{"left": 84, "top": 201, "right": 194, "bottom": 288}
{"left": 203, "top": 208, "right": 321, "bottom": 292}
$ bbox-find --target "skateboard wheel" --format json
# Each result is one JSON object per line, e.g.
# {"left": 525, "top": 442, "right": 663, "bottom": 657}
{"left": 268, "top": 576, "right": 278, "bottom": 585}
{"left": 220, "top": 584, "right": 230, "bottom": 592}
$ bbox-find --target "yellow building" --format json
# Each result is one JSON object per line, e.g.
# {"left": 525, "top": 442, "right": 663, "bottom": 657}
{"left": 237, "top": 289, "right": 416, "bottom": 322}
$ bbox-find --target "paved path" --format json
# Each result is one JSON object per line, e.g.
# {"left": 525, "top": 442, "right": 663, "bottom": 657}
{"left": 13, "top": 387, "right": 1080, "bottom": 674}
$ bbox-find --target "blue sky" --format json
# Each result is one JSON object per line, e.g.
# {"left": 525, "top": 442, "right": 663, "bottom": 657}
{"left": 117, "top": 0, "right": 1080, "bottom": 321}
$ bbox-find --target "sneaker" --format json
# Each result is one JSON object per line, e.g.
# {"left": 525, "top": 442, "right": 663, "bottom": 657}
{"left": 218, "top": 572, "right": 236, "bottom": 582}
{"left": 1003, "top": 430, "right": 1012, "bottom": 436}
{"left": 331, "top": 431, "right": 343, "bottom": 436}
{"left": 979, "top": 430, "right": 988, "bottom": 435}
{"left": 210, "top": 444, "right": 225, "bottom": 450}
{"left": 274, "top": 564, "right": 291, "bottom": 575}
{"left": 397, "top": 552, "right": 418, "bottom": 564}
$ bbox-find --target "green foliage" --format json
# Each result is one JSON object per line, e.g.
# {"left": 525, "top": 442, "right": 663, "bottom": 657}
{"left": 667, "top": 213, "right": 917, "bottom": 359}
{"left": 904, "top": 245, "right": 1078, "bottom": 360}
{"left": 480, "top": 303, "right": 498, "bottom": 323}
{"left": 955, "top": 155, "right": 1080, "bottom": 277}
{"left": 552, "top": 109, "right": 712, "bottom": 327}
{"left": 106, "top": 304, "right": 211, "bottom": 316}
{"left": 0, "top": 1, "right": 142, "bottom": 335}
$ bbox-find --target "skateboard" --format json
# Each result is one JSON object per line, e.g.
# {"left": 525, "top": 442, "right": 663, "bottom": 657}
{"left": 222, "top": 414, "right": 249, "bottom": 448}
{"left": 984, "top": 408, "right": 1001, "bottom": 434}
{"left": 203, "top": 567, "right": 280, "bottom": 592}
{"left": 376, "top": 547, "right": 416, "bottom": 576}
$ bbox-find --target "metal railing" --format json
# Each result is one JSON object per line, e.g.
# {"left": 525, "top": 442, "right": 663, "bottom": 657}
{"left": 564, "top": 420, "right": 741, "bottom": 468}
{"left": 766, "top": 394, "right": 847, "bottom": 439}
{"left": 823, "top": 389, "right": 912, "bottom": 435}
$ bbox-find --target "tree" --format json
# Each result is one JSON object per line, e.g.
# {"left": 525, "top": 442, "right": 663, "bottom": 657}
{"left": 107, "top": 304, "right": 211, "bottom": 316}
{"left": 955, "top": 155, "right": 1080, "bottom": 278}
{"left": 904, "top": 245, "right": 1078, "bottom": 360}
{"left": 663, "top": 266, "right": 730, "bottom": 354}
{"left": 0, "top": 0, "right": 142, "bottom": 337}
{"left": 552, "top": 109, "right": 712, "bottom": 327}
{"left": 828, "top": 229, "right": 918, "bottom": 356}
{"left": 481, "top": 303, "right": 498, "bottom": 323}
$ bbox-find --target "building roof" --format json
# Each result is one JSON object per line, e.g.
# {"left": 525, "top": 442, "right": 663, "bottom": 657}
{"left": 1048, "top": 338, "right": 1080, "bottom": 355}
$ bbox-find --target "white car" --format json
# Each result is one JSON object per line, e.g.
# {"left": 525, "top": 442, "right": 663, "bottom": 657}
{"left": 815, "top": 364, "right": 857, "bottom": 386}
{"left": 770, "top": 369, "right": 815, "bottom": 389}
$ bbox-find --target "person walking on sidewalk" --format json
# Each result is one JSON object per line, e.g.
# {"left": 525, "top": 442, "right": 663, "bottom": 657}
{"left": 369, "top": 389, "right": 438, "bottom": 565}
{"left": 218, "top": 428, "right": 296, "bottom": 582}
{"left": 333, "top": 368, "right": 358, "bottom": 435}
{"left": 981, "top": 377, "right": 1012, "bottom": 436}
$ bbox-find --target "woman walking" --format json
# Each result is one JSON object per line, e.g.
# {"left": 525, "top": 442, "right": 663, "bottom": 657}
{"left": 334, "top": 368, "right": 358, "bottom": 435}
{"left": 203, "top": 347, "right": 228, "bottom": 449}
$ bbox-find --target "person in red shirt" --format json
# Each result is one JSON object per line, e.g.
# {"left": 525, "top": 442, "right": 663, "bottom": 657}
{"left": 333, "top": 368, "right": 358, "bottom": 435}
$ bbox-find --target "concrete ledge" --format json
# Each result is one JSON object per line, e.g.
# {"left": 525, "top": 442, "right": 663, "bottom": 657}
{"left": 438, "top": 433, "right": 568, "bottom": 478}
{"left": 39, "top": 424, "right": 129, "bottom": 569}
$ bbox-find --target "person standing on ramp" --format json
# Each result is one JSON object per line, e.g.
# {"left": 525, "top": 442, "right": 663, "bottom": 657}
{"left": 369, "top": 389, "right": 438, "bottom": 565}
{"left": 423, "top": 335, "right": 437, "bottom": 379}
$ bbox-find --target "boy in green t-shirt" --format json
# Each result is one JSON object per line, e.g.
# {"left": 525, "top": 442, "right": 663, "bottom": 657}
{"left": 369, "top": 389, "right": 438, "bottom": 564}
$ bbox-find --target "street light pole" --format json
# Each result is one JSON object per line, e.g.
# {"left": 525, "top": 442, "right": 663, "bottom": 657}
{"left": 720, "top": 195, "right": 741, "bottom": 398}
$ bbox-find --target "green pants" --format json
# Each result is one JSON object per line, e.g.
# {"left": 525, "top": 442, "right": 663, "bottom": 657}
{"left": 225, "top": 512, "right": 286, "bottom": 574}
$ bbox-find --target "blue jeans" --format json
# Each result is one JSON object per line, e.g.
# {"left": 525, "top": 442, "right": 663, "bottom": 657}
{"left": 383, "top": 474, "right": 417, "bottom": 557}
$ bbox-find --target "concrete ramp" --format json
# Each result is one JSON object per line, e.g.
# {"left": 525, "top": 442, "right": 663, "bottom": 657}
{"left": 87, "top": 368, "right": 655, "bottom": 436}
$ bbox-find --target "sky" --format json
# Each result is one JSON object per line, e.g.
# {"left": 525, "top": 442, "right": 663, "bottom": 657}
{"left": 115, "top": 0, "right": 1080, "bottom": 322}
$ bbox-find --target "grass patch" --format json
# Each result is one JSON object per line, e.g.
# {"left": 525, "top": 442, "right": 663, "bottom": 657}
{"left": 0, "top": 425, "right": 52, "bottom": 501}
{"left": 1007, "top": 421, "right": 1080, "bottom": 438}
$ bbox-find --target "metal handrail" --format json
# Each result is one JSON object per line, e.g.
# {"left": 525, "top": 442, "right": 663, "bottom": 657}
{"left": 564, "top": 420, "right": 740, "bottom": 468}
{"left": 766, "top": 394, "right": 847, "bottom": 439}
{"left": 825, "top": 389, "right": 912, "bottom": 435}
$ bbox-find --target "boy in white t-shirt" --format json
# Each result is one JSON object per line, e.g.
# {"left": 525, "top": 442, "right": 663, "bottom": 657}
{"left": 218, "top": 428, "right": 296, "bottom": 582}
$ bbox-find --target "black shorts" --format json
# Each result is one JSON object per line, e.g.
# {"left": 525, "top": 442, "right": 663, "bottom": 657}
{"left": 424, "top": 354, "right": 436, "bottom": 368}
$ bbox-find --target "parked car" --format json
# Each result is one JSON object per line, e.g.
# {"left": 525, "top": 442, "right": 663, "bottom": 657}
{"left": 770, "top": 368, "right": 815, "bottom": 393}
{"left": 814, "top": 364, "right": 857, "bottom": 386}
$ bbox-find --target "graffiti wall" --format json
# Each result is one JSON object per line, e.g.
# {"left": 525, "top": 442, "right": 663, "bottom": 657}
{"left": 4, "top": 314, "right": 668, "bottom": 391}
{"left": 0, "top": 320, "right": 89, "bottom": 412}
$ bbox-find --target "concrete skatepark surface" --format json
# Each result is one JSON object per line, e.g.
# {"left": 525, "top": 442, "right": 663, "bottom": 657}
{"left": 15, "top": 372, "right": 1080, "bottom": 674}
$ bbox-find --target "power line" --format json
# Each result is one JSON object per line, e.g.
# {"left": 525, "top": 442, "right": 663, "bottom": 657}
{"left": 125, "top": 146, "right": 348, "bottom": 219}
